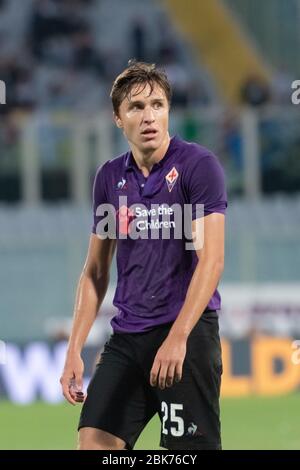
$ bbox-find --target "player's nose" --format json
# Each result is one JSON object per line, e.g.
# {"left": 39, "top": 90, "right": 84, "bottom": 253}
{"left": 143, "top": 106, "right": 155, "bottom": 123}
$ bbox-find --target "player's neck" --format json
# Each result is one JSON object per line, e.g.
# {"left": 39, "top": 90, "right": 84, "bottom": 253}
{"left": 131, "top": 133, "right": 171, "bottom": 178}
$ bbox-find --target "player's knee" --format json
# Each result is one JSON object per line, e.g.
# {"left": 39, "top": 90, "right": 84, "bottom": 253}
{"left": 78, "top": 427, "right": 126, "bottom": 450}
{"left": 77, "top": 439, "right": 101, "bottom": 450}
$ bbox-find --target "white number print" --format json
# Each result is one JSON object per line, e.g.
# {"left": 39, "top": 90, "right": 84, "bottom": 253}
{"left": 161, "top": 401, "right": 184, "bottom": 437}
{"left": 161, "top": 401, "right": 168, "bottom": 435}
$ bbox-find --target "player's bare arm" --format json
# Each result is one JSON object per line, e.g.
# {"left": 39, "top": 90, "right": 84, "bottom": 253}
{"left": 150, "top": 213, "right": 225, "bottom": 389}
{"left": 60, "top": 235, "right": 116, "bottom": 405}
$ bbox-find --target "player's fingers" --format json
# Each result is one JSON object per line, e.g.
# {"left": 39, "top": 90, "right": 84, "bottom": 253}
{"left": 158, "top": 362, "right": 168, "bottom": 390}
{"left": 74, "top": 391, "right": 85, "bottom": 403}
{"left": 72, "top": 384, "right": 85, "bottom": 402}
{"left": 74, "top": 371, "right": 83, "bottom": 392}
{"left": 61, "top": 380, "right": 77, "bottom": 405}
{"left": 150, "top": 361, "right": 161, "bottom": 387}
{"left": 166, "top": 363, "right": 176, "bottom": 388}
{"left": 69, "top": 376, "right": 85, "bottom": 403}
{"left": 174, "top": 361, "right": 183, "bottom": 384}
{"left": 60, "top": 374, "right": 77, "bottom": 405}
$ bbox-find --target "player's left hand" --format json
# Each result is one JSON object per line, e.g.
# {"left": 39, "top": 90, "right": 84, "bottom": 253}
{"left": 150, "top": 334, "right": 187, "bottom": 389}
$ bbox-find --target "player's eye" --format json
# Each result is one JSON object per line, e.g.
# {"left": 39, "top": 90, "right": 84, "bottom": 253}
{"left": 153, "top": 102, "right": 163, "bottom": 109}
{"left": 131, "top": 104, "right": 143, "bottom": 110}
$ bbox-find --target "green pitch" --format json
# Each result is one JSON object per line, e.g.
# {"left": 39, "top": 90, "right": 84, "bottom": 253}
{"left": 0, "top": 395, "right": 299, "bottom": 450}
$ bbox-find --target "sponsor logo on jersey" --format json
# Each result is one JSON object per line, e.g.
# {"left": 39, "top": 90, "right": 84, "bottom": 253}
{"left": 117, "top": 205, "right": 134, "bottom": 235}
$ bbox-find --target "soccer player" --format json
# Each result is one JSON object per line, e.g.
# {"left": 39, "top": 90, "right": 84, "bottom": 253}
{"left": 60, "top": 60, "right": 227, "bottom": 450}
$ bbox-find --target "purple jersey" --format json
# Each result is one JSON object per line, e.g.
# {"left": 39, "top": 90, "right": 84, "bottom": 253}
{"left": 92, "top": 136, "right": 227, "bottom": 333}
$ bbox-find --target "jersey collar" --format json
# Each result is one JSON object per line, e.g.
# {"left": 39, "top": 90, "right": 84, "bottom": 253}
{"left": 124, "top": 136, "right": 179, "bottom": 173}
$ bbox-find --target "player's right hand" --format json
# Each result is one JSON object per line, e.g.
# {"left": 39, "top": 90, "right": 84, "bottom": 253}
{"left": 60, "top": 354, "right": 85, "bottom": 405}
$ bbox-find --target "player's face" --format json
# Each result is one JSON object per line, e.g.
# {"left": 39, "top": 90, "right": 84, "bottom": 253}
{"left": 115, "top": 83, "right": 169, "bottom": 153}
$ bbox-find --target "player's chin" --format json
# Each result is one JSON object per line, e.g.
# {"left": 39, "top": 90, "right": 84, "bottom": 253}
{"left": 140, "top": 137, "right": 160, "bottom": 151}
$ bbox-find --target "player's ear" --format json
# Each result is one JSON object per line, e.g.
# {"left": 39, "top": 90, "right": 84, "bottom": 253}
{"left": 114, "top": 112, "right": 123, "bottom": 129}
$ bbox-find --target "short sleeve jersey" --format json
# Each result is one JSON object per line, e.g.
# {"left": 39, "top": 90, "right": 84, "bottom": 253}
{"left": 92, "top": 136, "right": 227, "bottom": 333}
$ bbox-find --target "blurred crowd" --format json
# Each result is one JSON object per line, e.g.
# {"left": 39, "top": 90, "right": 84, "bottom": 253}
{"left": 0, "top": 0, "right": 294, "bottom": 115}
{"left": 0, "top": 0, "right": 210, "bottom": 116}
{"left": 0, "top": 0, "right": 298, "bottom": 201}
{"left": 1, "top": 0, "right": 111, "bottom": 113}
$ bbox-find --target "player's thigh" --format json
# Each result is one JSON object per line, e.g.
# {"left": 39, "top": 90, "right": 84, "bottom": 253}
{"left": 155, "top": 317, "right": 222, "bottom": 450}
{"left": 79, "top": 334, "right": 157, "bottom": 449}
{"left": 78, "top": 427, "right": 126, "bottom": 450}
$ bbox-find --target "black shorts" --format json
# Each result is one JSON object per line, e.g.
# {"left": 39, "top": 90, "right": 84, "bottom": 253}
{"left": 78, "top": 310, "right": 222, "bottom": 450}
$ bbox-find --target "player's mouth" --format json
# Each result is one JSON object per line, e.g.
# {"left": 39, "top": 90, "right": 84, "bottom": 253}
{"left": 141, "top": 128, "right": 158, "bottom": 139}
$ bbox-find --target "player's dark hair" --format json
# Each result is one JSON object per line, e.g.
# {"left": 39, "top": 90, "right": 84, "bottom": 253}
{"left": 110, "top": 59, "right": 172, "bottom": 116}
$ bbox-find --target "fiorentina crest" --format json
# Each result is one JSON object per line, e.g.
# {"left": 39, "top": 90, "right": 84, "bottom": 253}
{"left": 165, "top": 166, "right": 179, "bottom": 192}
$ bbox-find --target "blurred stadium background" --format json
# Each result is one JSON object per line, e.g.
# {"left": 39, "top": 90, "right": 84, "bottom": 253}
{"left": 0, "top": 0, "right": 300, "bottom": 450}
